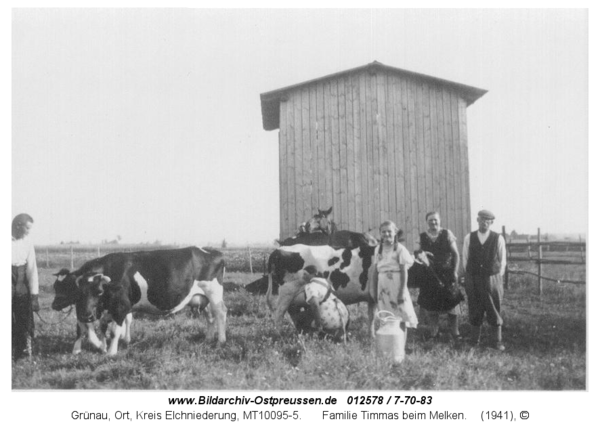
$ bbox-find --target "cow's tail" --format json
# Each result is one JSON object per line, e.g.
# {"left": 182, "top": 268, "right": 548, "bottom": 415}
{"left": 266, "top": 273, "right": 277, "bottom": 312}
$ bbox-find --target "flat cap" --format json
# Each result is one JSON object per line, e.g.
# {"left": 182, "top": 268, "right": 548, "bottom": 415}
{"left": 478, "top": 209, "right": 495, "bottom": 220}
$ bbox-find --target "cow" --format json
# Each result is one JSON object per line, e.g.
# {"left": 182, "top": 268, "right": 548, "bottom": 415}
{"left": 69, "top": 273, "right": 135, "bottom": 355}
{"left": 253, "top": 243, "right": 447, "bottom": 335}
{"left": 51, "top": 247, "right": 226, "bottom": 355}
{"left": 264, "top": 244, "right": 378, "bottom": 337}
{"left": 277, "top": 230, "right": 378, "bottom": 248}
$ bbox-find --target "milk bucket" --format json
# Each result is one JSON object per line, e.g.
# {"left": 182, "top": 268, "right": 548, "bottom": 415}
{"left": 376, "top": 310, "right": 406, "bottom": 365}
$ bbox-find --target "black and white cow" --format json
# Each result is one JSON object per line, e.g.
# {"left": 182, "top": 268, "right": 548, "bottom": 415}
{"left": 52, "top": 247, "right": 227, "bottom": 355}
{"left": 277, "top": 230, "right": 378, "bottom": 248}
{"left": 265, "top": 244, "right": 378, "bottom": 336}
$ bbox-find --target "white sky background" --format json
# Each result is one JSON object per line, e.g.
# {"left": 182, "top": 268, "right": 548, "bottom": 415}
{"left": 11, "top": 8, "right": 588, "bottom": 245}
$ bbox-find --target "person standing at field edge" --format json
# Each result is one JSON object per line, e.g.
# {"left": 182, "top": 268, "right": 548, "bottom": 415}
{"left": 12, "top": 213, "right": 40, "bottom": 360}
{"left": 462, "top": 210, "right": 507, "bottom": 351}
{"left": 416, "top": 211, "right": 462, "bottom": 340}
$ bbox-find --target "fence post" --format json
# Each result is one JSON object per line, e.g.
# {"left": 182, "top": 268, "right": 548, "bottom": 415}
{"left": 70, "top": 245, "right": 74, "bottom": 271}
{"left": 502, "top": 226, "right": 509, "bottom": 290}
{"left": 537, "top": 228, "right": 543, "bottom": 295}
{"left": 247, "top": 246, "right": 253, "bottom": 274}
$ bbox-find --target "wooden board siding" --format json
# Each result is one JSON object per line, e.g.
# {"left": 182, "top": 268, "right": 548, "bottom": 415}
{"left": 279, "top": 100, "right": 288, "bottom": 238}
{"left": 458, "top": 97, "right": 471, "bottom": 246}
{"left": 346, "top": 75, "right": 357, "bottom": 230}
{"left": 441, "top": 87, "right": 455, "bottom": 239}
{"left": 415, "top": 79, "right": 425, "bottom": 247}
{"left": 351, "top": 73, "right": 363, "bottom": 231}
{"left": 323, "top": 80, "right": 334, "bottom": 223}
{"left": 407, "top": 77, "right": 419, "bottom": 248}
{"left": 316, "top": 81, "right": 326, "bottom": 211}
{"left": 376, "top": 72, "right": 389, "bottom": 223}
{"left": 276, "top": 70, "right": 472, "bottom": 246}
{"left": 338, "top": 77, "right": 348, "bottom": 229}
{"left": 365, "top": 73, "right": 375, "bottom": 232}
{"left": 385, "top": 73, "right": 397, "bottom": 230}
{"left": 450, "top": 91, "right": 462, "bottom": 245}
{"left": 286, "top": 92, "right": 296, "bottom": 235}
{"left": 430, "top": 84, "right": 440, "bottom": 225}
{"left": 293, "top": 89, "right": 303, "bottom": 233}
{"left": 301, "top": 87, "right": 311, "bottom": 225}
{"left": 422, "top": 81, "right": 433, "bottom": 234}
{"left": 391, "top": 74, "right": 406, "bottom": 239}
{"left": 359, "top": 72, "right": 370, "bottom": 232}
{"left": 309, "top": 85, "right": 318, "bottom": 214}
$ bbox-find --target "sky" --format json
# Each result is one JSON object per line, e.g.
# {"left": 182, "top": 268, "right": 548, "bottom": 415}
{"left": 10, "top": 8, "right": 589, "bottom": 246}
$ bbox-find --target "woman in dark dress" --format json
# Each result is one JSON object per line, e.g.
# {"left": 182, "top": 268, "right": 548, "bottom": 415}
{"left": 416, "top": 212, "right": 462, "bottom": 339}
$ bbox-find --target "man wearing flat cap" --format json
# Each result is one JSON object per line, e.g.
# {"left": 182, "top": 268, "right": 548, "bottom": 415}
{"left": 461, "top": 210, "right": 507, "bottom": 351}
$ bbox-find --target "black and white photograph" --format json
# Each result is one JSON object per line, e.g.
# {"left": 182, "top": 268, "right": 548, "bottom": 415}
{"left": 6, "top": 4, "right": 595, "bottom": 428}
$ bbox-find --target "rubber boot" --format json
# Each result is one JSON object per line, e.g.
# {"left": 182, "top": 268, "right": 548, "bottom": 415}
{"left": 24, "top": 335, "right": 33, "bottom": 359}
{"left": 493, "top": 325, "right": 505, "bottom": 351}
{"left": 470, "top": 325, "right": 482, "bottom": 346}
{"left": 449, "top": 314, "right": 461, "bottom": 340}
{"left": 429, "top": 313, "right": 440, "bottom": 339}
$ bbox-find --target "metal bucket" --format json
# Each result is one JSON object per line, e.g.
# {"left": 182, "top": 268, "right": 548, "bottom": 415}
{"left": 375, "top": 310, "right": 406, "bottom": 365}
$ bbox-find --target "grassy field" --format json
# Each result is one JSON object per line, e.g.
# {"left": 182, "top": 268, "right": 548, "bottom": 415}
{"left": 12, "top": 249, "right": 586, "bottom": 390}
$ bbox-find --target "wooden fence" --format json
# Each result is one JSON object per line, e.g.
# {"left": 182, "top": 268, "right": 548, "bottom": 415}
{"left": 502, "top": 227, "right": 586, "bottom": 294}
{"left": 38, "top": 244, "right": 273, "bottom": 274}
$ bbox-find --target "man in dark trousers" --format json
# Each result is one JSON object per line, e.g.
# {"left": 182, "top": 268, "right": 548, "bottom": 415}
{"left": 461, "top": 210, "right": 507, "bottom": 351}
{"left": 12, "top": 213, "right": 40, "bottom": 360}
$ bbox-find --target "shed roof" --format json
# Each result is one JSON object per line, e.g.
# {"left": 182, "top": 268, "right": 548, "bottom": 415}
{"left": 260, "top": 61, "right": 487, "bottom": 131}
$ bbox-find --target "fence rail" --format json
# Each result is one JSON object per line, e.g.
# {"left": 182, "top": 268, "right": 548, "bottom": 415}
{"left": 502, "top": 227, "right": 586, "bottom": 294}
{"left": 36, "top": 244, "right": 274, "bottom": 274}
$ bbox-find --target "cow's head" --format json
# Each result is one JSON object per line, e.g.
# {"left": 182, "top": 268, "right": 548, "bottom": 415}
{"left": 306, "top": 207, "right": 335, "bottom": 234}
{"left": 414, "top": 250, "right": 434, "bottom": 267}
{"left": 52, "top": 268, "right": 80, "bottom": 311}
{"left": 75, "top": 273, "right": 112, "bottom": 323}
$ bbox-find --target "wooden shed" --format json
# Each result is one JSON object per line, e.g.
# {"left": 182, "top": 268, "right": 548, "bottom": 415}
{"left": 260, "top": 61, "right": 487, "bottom": 249}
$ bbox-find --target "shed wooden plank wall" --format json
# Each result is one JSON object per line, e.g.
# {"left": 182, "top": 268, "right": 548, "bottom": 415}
{"left": 278, "top": 69, "right": 471, "bottom": 249}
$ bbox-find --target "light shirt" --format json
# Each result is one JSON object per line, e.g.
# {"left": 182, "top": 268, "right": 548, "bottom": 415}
{"left": 12, "top": 236, "right": 39, "bottom": 294}
{"left": 376, "top": 243, "right": 414, "bottom": 272}
{"left": 462, "top": 231, "right": 506, "bottom": 276}
{"left": 304, "top": 278, "right": 331, "bottom": 304}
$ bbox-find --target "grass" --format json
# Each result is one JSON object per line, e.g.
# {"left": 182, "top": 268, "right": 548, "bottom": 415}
{"left": 13, "top": 260, "right": 586, "bottom": 390}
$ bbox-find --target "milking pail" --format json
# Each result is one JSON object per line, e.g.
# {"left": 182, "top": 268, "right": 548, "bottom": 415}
{"left": 375, "top": 310, "right": 406, "bottom": 364}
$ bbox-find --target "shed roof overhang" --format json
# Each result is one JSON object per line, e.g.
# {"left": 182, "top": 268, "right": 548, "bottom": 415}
{"left": 260, "top": 61, "right": 487, "bottom": 131}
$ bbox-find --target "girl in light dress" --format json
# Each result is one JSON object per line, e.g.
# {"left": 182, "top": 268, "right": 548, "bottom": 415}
{"left": 373, "top": 220, "right": 418, "bottom": 344}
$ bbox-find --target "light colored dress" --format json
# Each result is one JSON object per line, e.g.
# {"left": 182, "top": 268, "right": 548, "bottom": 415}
{"left": 304, "top": 278, "right": 349, "bottom": 333}
{"left": 375, "top": 244, "right": 418, "bottom": 328}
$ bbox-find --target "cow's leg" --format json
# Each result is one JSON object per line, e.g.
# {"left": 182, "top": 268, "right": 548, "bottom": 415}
{"left": 107, "top": 322, "right": 124, "bottom": 356}
{"left": 73, "top": 322, "right": 103, "bottom": 354}
{"left": 273, "top": 284, "right": 302, "bottom": 326}
{"left": 99, "top": 315, "right": 110, "bottom": 353}
{"left": 203, "top": 303, "right": 216, "bottom": 340}
{"left": 73, "top": 322, "right": 86, "bottom": 354}
{"left": 86, "top": 322, "right": 105, "bottom": 352}
{"left": 368, "top": 301, "right": 377, "bottom": 338}
{"left": 199, "top": 279, "right": 227, "bottom": 344}
{"left": 121, "top": 313, "right": 133, "bottom": 346}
